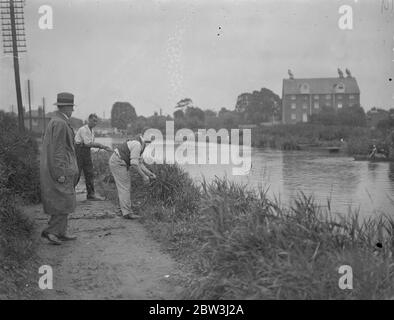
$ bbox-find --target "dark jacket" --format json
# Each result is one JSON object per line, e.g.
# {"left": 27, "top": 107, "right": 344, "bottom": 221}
{"left": 40, "top": 111, "right": 79, "bottom": 215}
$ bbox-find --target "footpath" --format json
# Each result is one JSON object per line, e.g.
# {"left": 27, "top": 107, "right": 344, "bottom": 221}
{"left": 24, "top": 187, "right": 185, "bottom": 300}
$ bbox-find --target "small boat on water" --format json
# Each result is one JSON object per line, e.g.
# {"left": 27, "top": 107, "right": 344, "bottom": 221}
{"left": 353, "top": 155, "right": 391, "bottom": 162}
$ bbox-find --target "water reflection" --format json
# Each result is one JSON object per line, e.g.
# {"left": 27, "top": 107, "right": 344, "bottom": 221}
{"left": 388, "top": 162, "right": 394, "bottom": 184}
{"left": 367, "top": 162, "right": 379, "bottom": 181}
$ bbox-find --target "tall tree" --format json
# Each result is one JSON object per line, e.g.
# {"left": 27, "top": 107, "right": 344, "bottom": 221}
{"left": 110, "top": 102, "right": 137, "bottom": 130}
{"left": 235, "top": 88, "right": 282, "bottom": 124}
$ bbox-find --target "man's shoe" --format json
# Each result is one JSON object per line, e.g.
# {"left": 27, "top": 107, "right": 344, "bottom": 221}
{"left": 123, "top": 213, "right": 141, "bottom": 220}
{"left": 87, "top": 194, "right": 105, "bottom": 201}
{"left": 41, "top": 231, "right": 62, "bottom": 245}
{"left": 57, "top": 234, "right": 77, "bottom": 241}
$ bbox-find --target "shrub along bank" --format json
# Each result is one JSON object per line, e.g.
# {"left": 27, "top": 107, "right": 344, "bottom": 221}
{"left": 0, "top": 111, "right": 41, "bottom": 299}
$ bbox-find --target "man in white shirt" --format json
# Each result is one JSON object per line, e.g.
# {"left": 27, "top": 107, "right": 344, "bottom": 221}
{"left": 75, "top": 113, "right": 112, "bottom": 200}
{"left": 108, "top": 135, "right": 156, "bottom": 219}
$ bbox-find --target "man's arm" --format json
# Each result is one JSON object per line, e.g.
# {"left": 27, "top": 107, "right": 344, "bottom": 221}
{"left": 140, "top": 162, "right": 156, "bottom": 178}
{"left": 83, "top": 141, "right": 112, "bottom": 151}
{"left": 129, "top": 141, "right": 149, "bottom": 182}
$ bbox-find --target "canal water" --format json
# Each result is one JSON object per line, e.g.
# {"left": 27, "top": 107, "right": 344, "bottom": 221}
{"left": 96, "top": 137, "right": 394, "bottom": 218}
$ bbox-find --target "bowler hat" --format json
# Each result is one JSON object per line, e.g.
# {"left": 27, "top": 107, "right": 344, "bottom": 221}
{"left": 54, "top": 92, "right": 76, "bottom": 107}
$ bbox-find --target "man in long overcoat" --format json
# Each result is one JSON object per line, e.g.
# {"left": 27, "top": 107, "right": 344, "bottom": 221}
{"left": 40, "top": 92, "right": 79, "bottom": 245}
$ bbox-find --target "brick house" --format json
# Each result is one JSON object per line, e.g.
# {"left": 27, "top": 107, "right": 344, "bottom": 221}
{"left": 282, "top": 69, "right": 360, "bottom": 124}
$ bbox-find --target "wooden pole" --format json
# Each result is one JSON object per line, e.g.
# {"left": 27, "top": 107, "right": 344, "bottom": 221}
{"left": 28, "top": 79, "right": 32, "bottom": 131}
{"left": 9, "top": 0, "right": 24, "bottom": 133}
{"left": 42, "top": 97, "right": 46, "bottom": 132}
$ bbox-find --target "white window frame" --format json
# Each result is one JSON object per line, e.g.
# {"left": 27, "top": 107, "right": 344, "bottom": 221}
{"left": 291, "top": 113, "right": 297, "bottom": 120}
{"left": 338, "top": 102, "right": 343, "bottom": 109}
{"left": 314, "top": 101, "right": 319, "bottom": 109}
{"left": 291, "top": 102, "right": 296, "bottom": 109}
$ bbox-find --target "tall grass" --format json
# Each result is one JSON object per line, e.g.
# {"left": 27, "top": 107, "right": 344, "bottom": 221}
{"left": 0, "top": 111, "right": 40, "bottom": 299}
{"left": 94, "top": 153, "right": 394, "bottom": 299}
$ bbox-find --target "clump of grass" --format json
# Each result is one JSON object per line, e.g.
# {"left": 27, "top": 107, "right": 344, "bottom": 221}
{"left": 0, "top": 112, "right": 41, "bottom": 203}
{"left": 0, "top": 161, "right": 38, "bottom": 299}
{"left": 184, "top": 183, "right": 394, "bottom": 299}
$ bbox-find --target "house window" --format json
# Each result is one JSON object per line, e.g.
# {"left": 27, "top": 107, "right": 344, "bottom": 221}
{"left": 325, "top": 94, "right": 331, "bottom": 99}
{"left": 302, "top": 113, "right": 308, "bottom": 122}
{"left": 290, "top": 95, "right": 296, "bottom": 100}
{"left": 302, "top": 103, "right": 308, "bottom": 109}
{"left": 314, "top": 101, "right": 319, "bottom": 109}
{"left": 291, "top": 113, "right": 297, "bottom": 120}
{"left": 337, "top": 95, "right": 343, "bottom": 100}
{"left": 338, "top": 103, "right": 343, "bottom": 109}
{"left": 314, "top": 95, "right": 319, "bottom": 100}
{"left": 349, "top": 95, "right": 355, "bottom": 99}
{"left": 291, "top": 103, "right": 296, "bottom": 109}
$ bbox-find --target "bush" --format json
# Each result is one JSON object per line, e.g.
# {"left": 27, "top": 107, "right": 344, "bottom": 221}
{"left": 0, "top": 112, "right": 40, "bottom": 298}
{"left": 0, "top": 112, "right": 40, "bottom": 203}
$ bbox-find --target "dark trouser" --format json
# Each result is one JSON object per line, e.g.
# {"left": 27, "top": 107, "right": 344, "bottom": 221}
{"left": 43, "top": 214, "right": 68, "bottom": 236}
{"left": 75, "top": 144, "right": 95, "bottom": 198}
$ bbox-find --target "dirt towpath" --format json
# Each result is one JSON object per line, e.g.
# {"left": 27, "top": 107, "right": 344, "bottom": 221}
{"left": 25, "top": 192, "right": 185, "bottom": 300}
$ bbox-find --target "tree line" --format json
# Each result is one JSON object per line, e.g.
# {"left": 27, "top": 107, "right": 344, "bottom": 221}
{"left": 110, "top": 87, "right": 372, "bottom": 133}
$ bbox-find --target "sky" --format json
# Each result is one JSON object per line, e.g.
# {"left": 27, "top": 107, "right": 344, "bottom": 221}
{"left": 0, "top": 0, "right": 393, "bottom": 120}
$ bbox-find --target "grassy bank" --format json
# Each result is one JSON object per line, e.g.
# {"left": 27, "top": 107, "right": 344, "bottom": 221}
{"left": 252, "top": 124, "right": 386, "bottom": 155}
{"left": 0, "top": 112, "right": 41, "bottom": 299}
{"left": 94, "top": 152, "right": 394, "bottom": 299}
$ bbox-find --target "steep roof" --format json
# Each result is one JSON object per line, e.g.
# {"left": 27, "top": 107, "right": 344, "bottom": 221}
{"left": 283, "top": 77, "right": 360, "bottom": 95}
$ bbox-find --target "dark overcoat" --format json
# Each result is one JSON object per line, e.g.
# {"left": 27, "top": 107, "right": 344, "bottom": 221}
{"left": 40, "top": 111, "right": 79, "bottom": 215}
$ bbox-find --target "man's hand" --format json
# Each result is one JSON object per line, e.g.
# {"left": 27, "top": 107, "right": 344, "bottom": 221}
{"left": 149, "top": 173, "right": 157, "bottom": 180}
{"left": 57, "top": 176, "right": 66, "bottom": 183}
{"left": 142, "top": 175, "right": 150, "bottom": 185}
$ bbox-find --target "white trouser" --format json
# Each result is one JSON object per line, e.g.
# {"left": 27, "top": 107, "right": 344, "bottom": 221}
{"left": 109, "top": 153, "right": 132, "bottom": 216}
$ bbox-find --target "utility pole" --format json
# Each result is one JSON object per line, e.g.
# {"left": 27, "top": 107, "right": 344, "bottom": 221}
{"left": 42, "top": 97, "right": 46, "bottom": 133}
{"left": 1, "top": 0, "right": 27, "bottom": 133}
{"left": 27, "top": 78, "right": 31, "bottom": 131}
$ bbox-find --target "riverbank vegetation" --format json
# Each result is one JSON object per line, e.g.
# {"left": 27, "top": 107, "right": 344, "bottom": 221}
{"left": 0, "top": 111, "right": 41, "bottom": 299}
{"left": 94, "top": 152, "right": 394, "bottom": 299}
{"left": 252, "top": 123, "right": 386, "bottom": 155}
